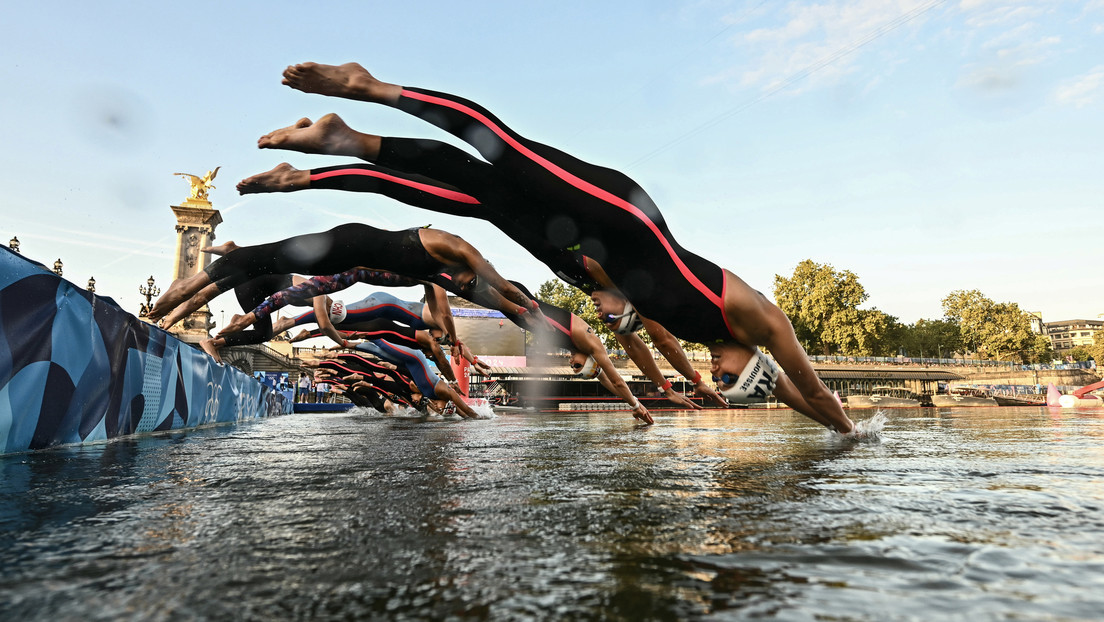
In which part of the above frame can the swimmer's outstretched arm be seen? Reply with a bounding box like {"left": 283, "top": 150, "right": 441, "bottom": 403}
{"left": 721, "top": 274, "right": 854, "bottom": 434}
{"left": 614, "top": 331, "right": 700, "bottom": 411}
{"left": 640, "top": 319, "right": 727, "bottom": 408}
{"left": 573, "top": 321, "right": 653, "bottom": 425}
{"left": 433, "top": 380, "right": 477, "bottom": 419}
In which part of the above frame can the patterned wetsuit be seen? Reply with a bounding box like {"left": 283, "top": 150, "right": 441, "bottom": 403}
{"left": 204, "top": 225, "right": 446, "bottom": 298}
{"left": 220, "top": 273, "right": 294, "bottom": 347}
{"left": 252, "top": 269, "right": 420, "bottom": 321}
{"left": 307, "top": 87, "right": 733, "bottom": 343}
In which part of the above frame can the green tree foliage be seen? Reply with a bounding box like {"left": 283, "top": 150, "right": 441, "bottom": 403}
{"left": 773, "top": 259, "right": 889, "bottom": 355}
{"left": 898, "top": 318, "right": 963, "bottom": 359}
{"left": 940, "top": 290, "right": 1035, "bottom": 361}
{"left": 1068, "top": 346, "right": 1092, "bottom": 363}
{"left": 1089, "top": 333, "right": 1104, "bottom": 365}
{"left": 1029, "top": 334, "right": 1057, "bottom": 364}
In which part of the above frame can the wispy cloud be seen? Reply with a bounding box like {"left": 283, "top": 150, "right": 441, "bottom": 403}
{"left": 1054, "top": 66, "right": 1104, "bottom": 107}
{"left": 716, "top": 0, "right": 947, "bottom": 94}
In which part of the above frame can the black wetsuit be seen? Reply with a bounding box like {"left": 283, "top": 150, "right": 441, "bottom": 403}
{"left": 307, "top": 87, "right": 733, "bottom": 343}
{"left": 204, "top": 225, "right": 446, "bottom": 297}
{"left": 220, "top": 273, "right": 294, "bottom": 347}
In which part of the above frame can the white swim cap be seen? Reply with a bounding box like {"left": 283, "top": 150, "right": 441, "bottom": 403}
{"left": 718, "top": 349, "right": 780, "bottom": 403}
{"left": 604, "top": 301, "right": 644, "bottom": 335}
{"left": 328, "top": 299, "right": 347, "bottom": 324}
{"left": 576, "top": 355, "right": 601, "bottom": 379}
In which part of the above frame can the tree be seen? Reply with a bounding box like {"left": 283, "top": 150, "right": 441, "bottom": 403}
{"left": 1089, "top": 333, "right": 1104, "bottom": 366}
{"left": 773, "top": 259, "right": 889, "bottom": 355}
{"left": 941, "top": 290, "right": 1034, "bottom": 361}
{"left": 1068, "top": 346, "right": 1092, "bottom": 363}
{"left": 899, "top": 318, "right": 962, "bottom": 359}
{"left": 1029, "top": 334, "right": 1056, "bottom": 364}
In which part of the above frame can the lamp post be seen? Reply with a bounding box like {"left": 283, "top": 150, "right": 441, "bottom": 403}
{"left": 138, "top": 275, "right": 160, "bottom": 318}
{"left": 87, "top": 276, "right": 96, "bottom": 293}
{"left": 53, "top": 258, "right": 63, "bottom": 276}
{"left": 8, "top": 236, "right": 19, "bottom": 253}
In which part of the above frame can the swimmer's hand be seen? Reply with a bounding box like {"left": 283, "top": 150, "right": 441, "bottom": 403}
{"left": 632, "top": 403, "right": 654, "bottom": 425}
{"left": 663, "top": 387, "right": 701, "bottom": 410}
{"left": 448, "top": 380, "right": 467, "bottom": 398}
{"left": 218, "top": 312, "right": 257, "bottom": 336}
{"left": 694, "top": 382, "right": 729, "bottom": 408}
{"left": 470, "top": 357, "right": 493, "bottom": 376}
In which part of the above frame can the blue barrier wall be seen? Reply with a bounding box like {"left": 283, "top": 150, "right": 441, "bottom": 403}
{"left": 0, "top": 246, "right": 291, "bottom": 455}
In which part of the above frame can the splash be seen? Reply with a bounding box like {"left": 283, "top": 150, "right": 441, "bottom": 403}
{"left": 846, "top": 410, "right": 888, "bottom": 442}
{"left": 468, "top": 400, "right": 498, "bottom": 420}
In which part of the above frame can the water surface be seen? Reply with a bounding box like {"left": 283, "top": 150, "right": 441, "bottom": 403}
{"left": 2, "top": 407, "right": 1102, "bottom": 620}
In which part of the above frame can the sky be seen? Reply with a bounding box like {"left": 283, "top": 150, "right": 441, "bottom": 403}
{"left": 1, "top": 0, "right": 1101, "bottom": 337}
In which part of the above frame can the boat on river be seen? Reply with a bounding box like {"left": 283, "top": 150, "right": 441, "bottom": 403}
{"left": 931, "top": 387, "right": 998, "bottom": 407}
{"left": 846, "top": 386, "right": 921, "bottom": 408}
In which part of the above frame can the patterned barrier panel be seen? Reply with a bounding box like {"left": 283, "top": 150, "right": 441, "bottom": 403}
{"left": 0, "top": 246, "right": 291, "bottom": 455}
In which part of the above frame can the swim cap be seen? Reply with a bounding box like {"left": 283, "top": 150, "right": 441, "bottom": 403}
{"left": 576, "top": 355, "right": 601, "bottom": 379}
{"left": 328, "top": 300, "right": 347, "bottom": 324}
{"left": 717, "top": 349, "right": 779, "bottom": 403}
{"left": 604, "top": 301, "right": 644, "bottom": 335}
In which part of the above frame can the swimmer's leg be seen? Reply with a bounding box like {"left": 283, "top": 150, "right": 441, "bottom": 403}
{"left": 158, "top": 282, "right": 222, "bottom": 329}
{"left": 282, "top": 62, "right": 401, "bottom": 104}
{"left": 256, "top": 114, "right": 380, "bottom": 159}
{"left": 200, "top": 337, "right": 225, "bottom": 363}
{"left": 202, "top": 241, "right": 241, "bottom": 256}
{"left": 148, "top": 271, "right": 212, "bottom": 321}
{"left": 238, "top": 163, "right": 311, "bottom": 194}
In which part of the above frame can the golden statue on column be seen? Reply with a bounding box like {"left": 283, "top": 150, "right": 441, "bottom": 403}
{"left": 165, "top": 167, "right": 223, "bottom": 343}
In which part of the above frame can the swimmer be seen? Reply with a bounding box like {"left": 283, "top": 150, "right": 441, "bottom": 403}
{"left": 148, "top": 223, "right": 546, "bottom": 336}
{"left": 239, "top": 150, "right": 720, "bottom": 407}
{"left": 239, "top": 270, "right": 654, "bottom": 423}
{"left": 347, "top": 337, "right": 478, "bottom": 419}
{"left": 244, "top": 61, "right": 852, "bottom": 433}
{"left": 196, "top": 243, "right": 310, "bottom": 361}
{"left": 262, "top": 277, "right": 488, "bottom": 375}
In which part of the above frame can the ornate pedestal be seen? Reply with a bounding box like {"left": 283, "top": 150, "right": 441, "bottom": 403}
{"left": 168, "top": 196, "right": 223, "bottom": 344}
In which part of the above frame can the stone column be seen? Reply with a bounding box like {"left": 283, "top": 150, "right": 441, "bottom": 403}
{"left": 167, "top": 196, "right": 223, "bottom": 344}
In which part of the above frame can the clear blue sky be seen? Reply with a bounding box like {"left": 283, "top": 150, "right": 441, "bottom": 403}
{"left": 2, "top": 1, "right": 1101, "bottom": 332}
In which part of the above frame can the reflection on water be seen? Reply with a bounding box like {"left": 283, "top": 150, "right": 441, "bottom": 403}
{"left": 2, "top": 407, "right": 1103, "bottom": 620}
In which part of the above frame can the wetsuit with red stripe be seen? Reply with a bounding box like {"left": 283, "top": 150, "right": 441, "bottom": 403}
{"left": 309, "top": 143, "right": 594, "bottom": 292}
{"left": 288, "top": 291, "right": 430, "bottom": 332}
{"left": 204, "top": 225, "right": 447, "bottom": 297}
{"left": 308, "top": 88, "right": 731, "bottom": 342}
{"left": 398, "top": 87, "right": 733, "bottom": 344}
{"left": 353, "top": 339, "right": 442, "bottom": 398}
{"left": 320, "top": 356, "right": 416, "bottom": 407}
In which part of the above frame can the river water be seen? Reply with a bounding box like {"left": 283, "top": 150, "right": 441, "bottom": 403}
{"left": 1, "top": 406, "right": 1102, "bottom": 621}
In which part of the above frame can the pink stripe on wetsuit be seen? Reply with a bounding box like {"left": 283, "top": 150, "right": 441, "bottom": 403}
{"left": 393, "top": 87, "right": 735, "bottom": 344}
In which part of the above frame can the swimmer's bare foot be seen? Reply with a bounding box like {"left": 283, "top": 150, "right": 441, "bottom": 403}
{"left": 200, "top": 338, "right": 224, "bottom": 363}
{"left": 201, "top": 241, "right": 241, "bottom": 256}
{"left": 255, "top": 114, "right": 375, "bottom": 158}
{"left": 237, "top": 163, "right": 311, "bottom": 194}
{"left": 289, "top": 328, "right": 312, "bottom": 343}
{"left": 281, "top": 62, "right": 401, "bottom": 103}
{"left": 271, "top": 316, "right": 295, "bottom": 334}
{"left": 218, "top": 312, "right": 258, "bottom": 336}
{"left": 147, "top": 273, "right": 207, "bottom": 321}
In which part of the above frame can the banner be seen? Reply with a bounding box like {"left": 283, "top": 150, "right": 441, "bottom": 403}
{"left": 0, "top": 246, "right": 291, "bottom": 455}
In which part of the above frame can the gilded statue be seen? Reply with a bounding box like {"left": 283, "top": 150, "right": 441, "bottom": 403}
{"left": 174, "top": 166, "right": 221, "bottom": 201}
